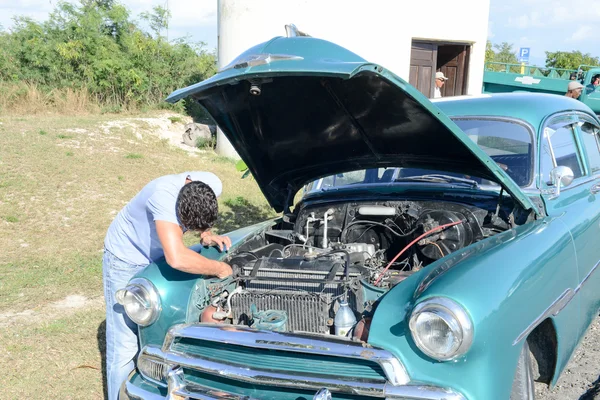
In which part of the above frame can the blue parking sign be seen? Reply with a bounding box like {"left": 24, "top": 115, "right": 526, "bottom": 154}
{"left": 518, "top": 48, "right": 530, "bottom": 63}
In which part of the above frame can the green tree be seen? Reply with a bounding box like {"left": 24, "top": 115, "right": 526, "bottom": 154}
{"left": 484, "top": 42, "right": 518, "bottom": 72}
{"left": 545, "top": 50, "right": 600, "bottom": 71}
{"left": 485, "top": 40, "right": 495, "bottom": 64}
{"left": 140, "top": 5, "right": 171, "bottom": 40}
{"left": 493, "top": 42, "right": 518, "bottom": 64}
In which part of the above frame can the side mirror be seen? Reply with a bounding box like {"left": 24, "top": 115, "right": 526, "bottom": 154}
{"left": 550, "top": 166, "right": 574, "bottom": 198}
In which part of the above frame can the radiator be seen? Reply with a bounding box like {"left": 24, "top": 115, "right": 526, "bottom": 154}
{"left": 230, "top": 290, "right": 332, "bottom": 334}
{"left": 231, "top": 265, "right": 360, "bottom": 334}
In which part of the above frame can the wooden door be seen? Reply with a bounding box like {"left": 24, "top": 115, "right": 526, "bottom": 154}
{"left": 437, "top": 45, "right": 469, "bottom": 97}
{"left": 409, "top": 42, "right": 437, "bottom": 98}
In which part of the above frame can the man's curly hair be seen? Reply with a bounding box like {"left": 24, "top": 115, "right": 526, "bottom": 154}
{"left": 176, "top": 181, "right": 218, "bottom": 231}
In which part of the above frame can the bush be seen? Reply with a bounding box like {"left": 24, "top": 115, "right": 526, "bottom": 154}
{"left": 0, "top": 1, "right": 216, "bottom": 113}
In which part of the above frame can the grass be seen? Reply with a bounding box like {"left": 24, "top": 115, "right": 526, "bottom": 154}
{"left": 196, "top": 136, "right": 216, "bottom": 149}
{"left": 0, "top": 307, "right": 106, "bottom": 399}
{"left": 168, "top": 116, "right": 184, "bottom": 124}
{"left": 0, "top": 112, "right": 277, "bottom": 398}
{"left": 125, "top": 153, "right": 143, "bottom": 159}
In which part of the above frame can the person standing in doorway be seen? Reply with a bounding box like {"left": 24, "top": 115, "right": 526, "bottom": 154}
{"left": 434, "top": 71, "right": 448, "bottom": 98}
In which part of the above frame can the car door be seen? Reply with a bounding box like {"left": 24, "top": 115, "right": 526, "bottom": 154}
{"left": 571, "top": 115, "right": 600, "bottom": 328}
{"left": 539, "top": 113, "right": 600, "bottom": 337}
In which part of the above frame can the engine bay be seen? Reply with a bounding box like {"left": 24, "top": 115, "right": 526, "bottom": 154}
{"left": 194, "top": 198, "right": 514, "bottom": 339}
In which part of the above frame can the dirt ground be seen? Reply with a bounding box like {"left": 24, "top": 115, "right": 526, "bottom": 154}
{"left": 537, "top": 316, "right": 600, "bottom": 400}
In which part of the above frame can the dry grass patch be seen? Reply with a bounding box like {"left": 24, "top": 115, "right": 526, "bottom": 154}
{"left": 0, "top": 82, "right": 101, "bottom": 115}
{"left": 0, "top": 307, "right": 106, "bottom": 399}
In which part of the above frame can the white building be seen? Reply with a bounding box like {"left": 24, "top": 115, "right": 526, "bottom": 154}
{"left": 216, "top": 0, "right": 491, "bottom": 158}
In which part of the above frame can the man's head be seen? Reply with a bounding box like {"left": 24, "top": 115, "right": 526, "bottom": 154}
{"left": 593, "top": 74, "right": 600, "bottom": 86}
{"left": 176, "top": 181, "right": 218, "bottom": 232}
{"left": 567, "top": 81, "right": 584, "bottom": 99}
{"left": 435, "top": 71, "right": 448, "bottom": 88}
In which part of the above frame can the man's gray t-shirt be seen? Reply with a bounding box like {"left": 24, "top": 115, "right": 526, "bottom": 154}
{"left": 104, "top": 171, "right": 222, "bottom": 265}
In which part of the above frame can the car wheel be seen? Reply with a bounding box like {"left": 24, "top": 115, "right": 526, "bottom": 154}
{"left": 510, "top": 341, "right": 536, "bottom": 400}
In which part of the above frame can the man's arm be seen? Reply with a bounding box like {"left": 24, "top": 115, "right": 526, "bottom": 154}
{"left": 155, "top": 220, "right": 232, "bottom": 278}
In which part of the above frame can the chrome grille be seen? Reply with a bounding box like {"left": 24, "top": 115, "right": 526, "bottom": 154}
{"left": 155, "top": 324, "right": 410, "bottom": 398}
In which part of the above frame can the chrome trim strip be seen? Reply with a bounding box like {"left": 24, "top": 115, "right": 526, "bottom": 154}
{"left": 385, "top": 384, "right": 466, "bottom": 400}
{"left": 513, "top": 259, "right": 600, "bottom": 345}
{"left": 513, "top": 289, "right": 574, "bottom": 346}
{"left": 554, "top": 176, "right": 598, "bottom": 193}
{"left": 121, "top": 378, "right": 165, "bottom": 400}
{"left": 175, "top": 384, "right": 255, "bottom": 399}
{"left": 166, "top": 366, "right": 185, "bottom": 400}
{"left": 163, "top": 324, "right": 410, "bottom": 385}
{"left": 575, "top": 259, "right": 600, "bottom": 292}
{"left": 123, "top": 367, "right": 465, "bottom": 400}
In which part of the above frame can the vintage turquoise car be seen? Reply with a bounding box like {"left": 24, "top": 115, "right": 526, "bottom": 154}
{"left": 118, "top": 27, "right": 600, "bottom": 400}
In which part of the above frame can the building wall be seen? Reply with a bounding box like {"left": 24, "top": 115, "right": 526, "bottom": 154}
{"left": 216, "top": 0, "right": 490, "bottom": 157}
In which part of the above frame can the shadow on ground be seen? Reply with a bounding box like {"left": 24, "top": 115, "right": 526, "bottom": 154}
{"left": 217, "top": 196, "right": 275, "bottom": 233}
{"left": 97, "top": 320, "right": 108, "bottom": 400}
{"left": 580, "top": 376, "right": 600, "bottom": 400}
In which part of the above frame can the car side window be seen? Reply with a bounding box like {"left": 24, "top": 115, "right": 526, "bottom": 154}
{"left": 577, "top": 122, "right": 600, "bottom": 175}
{"left": 541, "top": 122, "right": 584, "bottom": 185}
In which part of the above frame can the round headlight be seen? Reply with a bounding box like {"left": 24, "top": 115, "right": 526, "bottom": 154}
{"left": 408, "top": 297, "right": 473, "bottom": 361}
{"left": 116, "top": 278, "right": 161, "bottom": 326}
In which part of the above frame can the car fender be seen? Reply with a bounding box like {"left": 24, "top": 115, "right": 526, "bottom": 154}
{"left": 368, "top": 216, "right": 578, "bottom": 400}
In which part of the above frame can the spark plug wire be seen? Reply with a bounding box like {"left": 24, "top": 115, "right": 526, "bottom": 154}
{"left": 373, "top": 220, "right": 465, "bottom": 286}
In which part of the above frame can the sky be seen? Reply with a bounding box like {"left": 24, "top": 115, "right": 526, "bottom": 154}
{"left": 1, "top": 0, "right": 600, "bottom": 67}
{"left": 488, "top": 0, "right": 600, "bottom": 65}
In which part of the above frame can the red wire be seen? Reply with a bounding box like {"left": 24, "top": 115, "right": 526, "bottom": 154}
{"left": 373, "top": 220, "right": 464, "bottom": 286}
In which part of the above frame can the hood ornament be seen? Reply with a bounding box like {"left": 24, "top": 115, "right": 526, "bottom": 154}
{"left": 313, "top": 388, "right": 332, "bottom": 400}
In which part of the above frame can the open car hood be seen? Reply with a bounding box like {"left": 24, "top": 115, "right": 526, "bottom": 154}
{"left": 166, "top": 35, "right": 539, "bottom": 215}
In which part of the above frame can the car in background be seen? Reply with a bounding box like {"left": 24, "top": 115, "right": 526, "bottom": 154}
{"left": 117, "top": 26, "right": 600, "bottom": 400}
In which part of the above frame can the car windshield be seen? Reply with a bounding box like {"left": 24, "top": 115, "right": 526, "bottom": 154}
{"left": 303, "top": 118, "right": 533, "bottom": 194}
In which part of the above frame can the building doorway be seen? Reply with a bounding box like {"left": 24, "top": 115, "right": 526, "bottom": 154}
{"left": 409, "top": 40, "right": 470, "bottom": 99}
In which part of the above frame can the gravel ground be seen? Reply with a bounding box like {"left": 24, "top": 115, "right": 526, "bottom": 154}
{"left": 537, "top": 316, "right": 600, "bottom": 400}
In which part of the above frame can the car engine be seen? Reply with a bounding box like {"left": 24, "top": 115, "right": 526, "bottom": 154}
{"left": 194, "top": 199, "right": 512, "bottom": 339}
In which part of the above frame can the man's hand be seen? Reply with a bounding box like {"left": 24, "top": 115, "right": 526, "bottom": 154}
{"left": 200, "top": 232, "right": 232, "bottom": 252}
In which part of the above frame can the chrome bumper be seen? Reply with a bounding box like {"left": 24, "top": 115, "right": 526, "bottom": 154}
{"left": 121, "top": 368, "right": 466, "bottom": 400}
{"left": 121, "top": 324, "right": 466, "bottom": 400}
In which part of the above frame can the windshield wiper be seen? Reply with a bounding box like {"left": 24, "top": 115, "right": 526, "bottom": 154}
{"left": 394, "top": 174, "right": 479, "bottom": 188}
